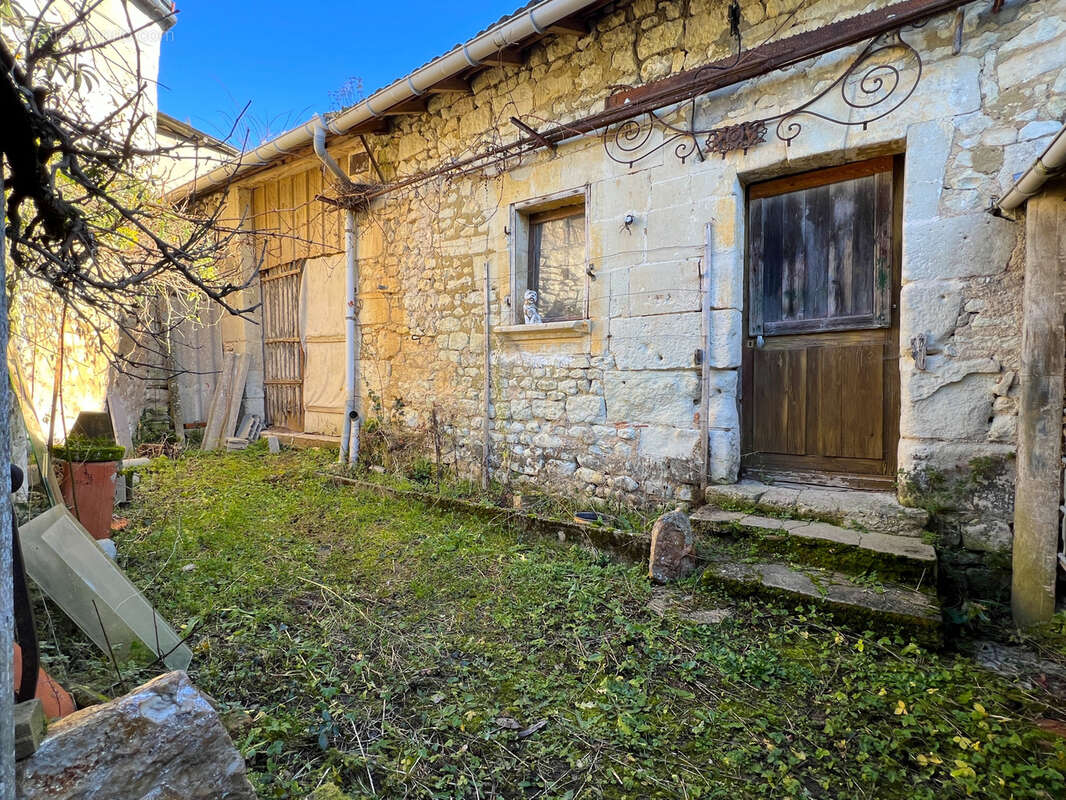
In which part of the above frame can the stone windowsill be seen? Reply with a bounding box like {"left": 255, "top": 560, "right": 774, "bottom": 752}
{"left": 495, "top": 320, "right": 590, "bottom": 338}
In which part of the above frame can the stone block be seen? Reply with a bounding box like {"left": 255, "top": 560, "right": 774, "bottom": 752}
{"left": 648, "top": 510, "right": 696, "bottom": 583}
{"left": 17, "top": 671, "right": 255, "bottom": 799}
{"left": 903, "top": 213, "right": 1015, "bottom": 281}
{"left": 531, "top": 399, "right": 565, "bottom": 421}
{"left": 899, "top": 281, "right": 963, "bottom": 352}
{"left": 638, "top": 426, "right": 700, "bottom": 460}
{"left": 900, "top": 371, "right": 997, "bottom": 441}
{"left": 903, "top": 119, "right": 953, "bottom": 221}
{"left": 566, "top": 394, "right": 606, "bottom": 424}
{"left": 628, "top": 260, "right": 700, "bottom": 316}
{"left": 604, "top": 370, "right": 700, "bottom": 427}
{"left": 575, "top": 466, "right": 606, "bottom": 485}
{"left": 706, "top": 246, "right": 743, "bottom": 311}
{"left": 708, "top": 428, "right": 740, "bottom": 483}
{"left": 998, "top": 37, "right": 1066, "bottom": 90}
{"left": 962, "top": 519, "right": 1012, "bottom": 553}
{"left": 909, "top": 56, "right": 981, "bottom": 119}
{"left": 610, "top": 312, "right": 700, "bottom": 369}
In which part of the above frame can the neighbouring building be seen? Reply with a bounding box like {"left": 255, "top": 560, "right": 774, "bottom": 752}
{"left": 178, "top": 0, "right": 1066, "bottom": 618}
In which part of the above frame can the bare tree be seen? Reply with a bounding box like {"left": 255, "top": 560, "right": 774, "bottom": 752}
{"left": 0, "top": 1, "right": 256, "bottom": 790}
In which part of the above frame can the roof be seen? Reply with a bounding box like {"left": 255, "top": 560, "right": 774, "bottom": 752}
{"left": 131, "top": 0, "right": 177, "bottom": 31}
{"left": 175, "top": 0, "right": 607, "bottom": 198}
{"left": 157, "top": 112, "right": 239, "bottom": 156}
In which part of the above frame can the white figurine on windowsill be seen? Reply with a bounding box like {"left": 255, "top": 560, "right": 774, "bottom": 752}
{"left": 523, "top": 290, "right": 543, "bottom": 324}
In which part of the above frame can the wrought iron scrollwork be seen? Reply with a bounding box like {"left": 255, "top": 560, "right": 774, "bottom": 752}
{"left": 603, "top": 28, "right": 923, "bottom": 166}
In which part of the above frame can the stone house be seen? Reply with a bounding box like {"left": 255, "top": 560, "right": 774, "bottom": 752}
{"left": 179, "top": 0, "right": 1066, "bottom": 616}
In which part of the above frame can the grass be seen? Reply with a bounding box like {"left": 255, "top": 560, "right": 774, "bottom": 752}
{"left": 48, "top": 447, "right": 1066, "bottom": 799}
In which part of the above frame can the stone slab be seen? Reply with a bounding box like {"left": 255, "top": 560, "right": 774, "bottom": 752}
{"left": 702, "top": 559, "right": 941, "bottom": 640}
{"left": 705, "top": 480, "right": 930, "bottom": 537}
{"left": 692, "top": 506, "right": 936, "bottom": 566}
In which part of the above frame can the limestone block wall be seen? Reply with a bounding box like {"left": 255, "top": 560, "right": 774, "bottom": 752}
{"left": 226, "top": 0, "right": 1066, "bottom": 528}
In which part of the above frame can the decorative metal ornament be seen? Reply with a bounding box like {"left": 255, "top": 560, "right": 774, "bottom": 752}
{"left": 705, "top": 121, "right": 767, "bottom": 157}
{"left": 603, "top": 28, "right": 923, "bottom": 167}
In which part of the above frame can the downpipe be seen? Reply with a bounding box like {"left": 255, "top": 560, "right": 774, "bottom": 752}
{"left": 313, "top": 119, "right": 360, "bottom": 466}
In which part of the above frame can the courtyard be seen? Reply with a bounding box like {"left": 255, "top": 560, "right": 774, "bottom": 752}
{"left": 53, "top": 447, "right": 1066, "bottom": 799}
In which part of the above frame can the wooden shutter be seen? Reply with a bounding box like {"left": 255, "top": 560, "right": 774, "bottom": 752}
{"left": 749, "top": 157, "right": 893, "bottom": 337}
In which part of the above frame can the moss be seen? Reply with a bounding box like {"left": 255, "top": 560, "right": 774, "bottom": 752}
{"left": 695, "top": 519, "right": 932, "bottom": 586}
{"left": 706, "top": 492, "right": 845, "bottom": 526}
{"left": 51, "top": 436, "right": 125, "bottom": 463}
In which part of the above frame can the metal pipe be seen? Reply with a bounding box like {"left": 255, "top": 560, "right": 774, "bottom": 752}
{"left": 313, "top": 120, "right": 360, "bottom": 465}
{"left": 700, "top": 222, "right": 713, "bottom": 494}
{"left": 177, "top": 0, "right": 598, "bottom": 197}
{"left": 482, "top": 262, "right": 491, "bottom": 490}
{"left": 998, "top": 121, "right": 1066, "bottom": 211}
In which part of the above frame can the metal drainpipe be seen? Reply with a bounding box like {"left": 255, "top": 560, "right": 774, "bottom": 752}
{"left": 997, "top": 122, "right": 1066, "bottom": 212}
{"left": 313, "top": 119, "right": 360, "bottom": 465}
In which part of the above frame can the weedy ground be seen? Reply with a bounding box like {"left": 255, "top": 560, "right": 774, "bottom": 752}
{"left": 50, "top": 447, "right": 1066, "bottom": 799}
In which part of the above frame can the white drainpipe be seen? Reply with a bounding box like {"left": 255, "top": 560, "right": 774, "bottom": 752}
{"left": 313, "top": 119, "right": 360, "bottom": 465}
{"left": 997, "top": 122, "right": 1066, "bottom": 211}
{"left": 177, "top": 0, "right": 597, "bottom": 197}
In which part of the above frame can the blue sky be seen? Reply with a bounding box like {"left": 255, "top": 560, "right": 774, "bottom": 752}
{"left": 158, "top": 1, "right": 522, "bottom": 146}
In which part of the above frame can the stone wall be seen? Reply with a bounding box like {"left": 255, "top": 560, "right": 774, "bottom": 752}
{"left": 222, "top": 0, "right": 1066, "bottom": 534}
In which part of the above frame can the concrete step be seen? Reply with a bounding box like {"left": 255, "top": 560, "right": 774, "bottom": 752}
{"left": 700, "top": 558, "right": 942, "bottom": 645}
{"left": 691, "top": 506, "right": 937, "bottom": 585}
{"left": 705, "top": 480, "right": 930, "bottom": 537}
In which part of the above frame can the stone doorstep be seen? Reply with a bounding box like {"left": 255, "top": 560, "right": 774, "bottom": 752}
{"left": 691, "top": 506, "right": 938, "bottom": 572}
{"left": 705, "top": 480, "right": 930, "bottom": 537}
{"left": 703, "top": 559, "right": 942, "bottom": 644}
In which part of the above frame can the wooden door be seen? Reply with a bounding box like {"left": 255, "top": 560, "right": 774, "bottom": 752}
{"left": 742, "top": 157, "right": 901, "bottom": 488}
{"left": 261, "top": 261, "right": 304, "bottom": 431}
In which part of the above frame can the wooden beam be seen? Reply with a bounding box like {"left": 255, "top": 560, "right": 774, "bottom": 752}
{"left": 425, "top": 77, "right": 471, "bottom": 94}
{"left": 348, "top": 117, "right": 390, "bottom": 136}
{"left": 1012, "top": 184, "right": 1066, "bottom": 627}
{"left": 380, "top": 97, "right": 429, "bottom": 115}
{"left": 483, "top": 47, "right": 524, "bottom": 65}
{"left": 549, "top": 18, "right": 588, "bottom": 35}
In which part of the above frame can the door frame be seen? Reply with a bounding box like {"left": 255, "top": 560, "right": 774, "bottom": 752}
{"left": 740, "top": 154, "right": 904, "bottom": 490}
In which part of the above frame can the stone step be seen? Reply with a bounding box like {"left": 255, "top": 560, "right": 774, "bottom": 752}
{"left": 691, "top": 506, "right": 937, "bottom": 585}
{"left": 700, "top": 558, "right": 942, "bottom": 645}
{"left": 705, "top": 480, "right": 930, "bottom": 537}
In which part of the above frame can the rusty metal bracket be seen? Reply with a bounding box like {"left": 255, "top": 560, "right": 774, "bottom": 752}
{"left": 604, "top": 28, "right": 923, "bottom": 166}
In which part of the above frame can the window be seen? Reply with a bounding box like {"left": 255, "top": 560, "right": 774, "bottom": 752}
{"left": 510, "top": 192, "right": 588, "bottom": 325}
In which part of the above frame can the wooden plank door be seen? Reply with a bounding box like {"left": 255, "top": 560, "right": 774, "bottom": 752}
{"left": 261, "top": 261, "right": 304, "bottom": 431}
{"left": 742, "top": 157, "right": 900, "bottom": 488}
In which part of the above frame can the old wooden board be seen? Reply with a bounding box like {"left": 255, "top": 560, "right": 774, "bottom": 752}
{"left": 742, "top": 156, "right": 900, "bottom": 485}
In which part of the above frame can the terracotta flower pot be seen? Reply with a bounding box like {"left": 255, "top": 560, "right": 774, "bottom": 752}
{"left": 58, "top": 459, "right": 119, "bottom": 540}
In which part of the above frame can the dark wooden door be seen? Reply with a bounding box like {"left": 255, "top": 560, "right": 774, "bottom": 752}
{"left": 742, "top": 157, "right": 900, "bottom": 488}
{"left": 261, "top": 261, "right": 304, "bottom": 431}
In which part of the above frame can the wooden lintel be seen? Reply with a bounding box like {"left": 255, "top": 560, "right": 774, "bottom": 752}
{"left": 483, "top": 47, "right": 524, "bottom": 65}
{"left": 549, "top": 18, "right": 587, "bottom": 35}
{"left": 348, "top": 117, "right": 390, "bottom": 136}
{"left": 425, "top": 77, "right": 472, "bottom": 94}
{"left": 381, "top": 97, "right": 429, "bottom": 115}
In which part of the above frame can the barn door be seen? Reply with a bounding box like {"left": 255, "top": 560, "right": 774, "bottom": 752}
{"left": 742, "top": 157, "right": 900, "bottom": 488}
{"left": 261, "top": 261, "right": 304, "bottom": 431}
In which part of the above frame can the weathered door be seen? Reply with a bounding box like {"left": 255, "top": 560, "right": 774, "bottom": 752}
{"left": 261, "top": 261, "right": 304, "bottom": 431}
{"left": 742, "top": 157, "right": 900, "bottom": 488}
